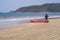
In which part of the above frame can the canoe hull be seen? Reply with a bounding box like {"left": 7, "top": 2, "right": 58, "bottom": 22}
{"left": 30, "top": 20, "right": 49, "bottom": 23}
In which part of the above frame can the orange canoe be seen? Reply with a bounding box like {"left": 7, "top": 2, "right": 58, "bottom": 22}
{"left": 30, "top": 20, "right": 49, "bottom": 23}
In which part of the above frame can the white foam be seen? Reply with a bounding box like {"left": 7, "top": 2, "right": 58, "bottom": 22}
{"left": 49, "top": 16, "right": 60, "bottom": 18}
{"left": 0, "top": 16, "right": 60, "bottom": 21}
{"left": 0, "top": 17, "right": 44, "bottom": 21}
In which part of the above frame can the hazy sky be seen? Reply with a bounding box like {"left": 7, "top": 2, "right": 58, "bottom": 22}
{"left": 0, "top": 0, "right": 60, "bottom": 12}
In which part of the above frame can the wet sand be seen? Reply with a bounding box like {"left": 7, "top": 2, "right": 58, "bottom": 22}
{"left": 0, "top": 19, "right": 60, "bottom": 40}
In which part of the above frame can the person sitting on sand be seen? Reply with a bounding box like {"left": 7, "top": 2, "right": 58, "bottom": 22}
{"left": 45, "top": 13, "right": 48, "bottom": 20}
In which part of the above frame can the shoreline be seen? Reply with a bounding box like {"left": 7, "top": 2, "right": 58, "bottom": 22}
{"left": 0, "top": 16, "right": 60, "bottom": 21}
{"left": 0, "top": 18, "right": 60, "bottom": 40}
{"left": 0, "top": 17, "right": 60, "bottom": 29}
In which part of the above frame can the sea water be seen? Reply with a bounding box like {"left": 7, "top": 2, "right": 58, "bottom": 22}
{"left": 0, "top": 12, "right": 60, "bottom": 28}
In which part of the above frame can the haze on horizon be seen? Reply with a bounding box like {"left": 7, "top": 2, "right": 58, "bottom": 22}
{"left": 0, "top": 0, "right": 60, "bottom": 12}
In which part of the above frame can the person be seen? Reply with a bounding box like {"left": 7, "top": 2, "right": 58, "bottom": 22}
{"left": 45, "top": 13, "right": 48, "bottom": 20}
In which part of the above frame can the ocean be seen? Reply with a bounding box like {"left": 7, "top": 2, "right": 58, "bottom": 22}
{"left": 0, "top": 12, "right": 60, "bottom": 28}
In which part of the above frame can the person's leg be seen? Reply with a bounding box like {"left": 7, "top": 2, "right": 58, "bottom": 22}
{"left": 46, "top": 17, "right": 48, "bottom": 20}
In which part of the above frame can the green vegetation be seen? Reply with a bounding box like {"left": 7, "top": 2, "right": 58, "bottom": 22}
{"left": 15, "top": 3, "right": 60, "bottom": 12}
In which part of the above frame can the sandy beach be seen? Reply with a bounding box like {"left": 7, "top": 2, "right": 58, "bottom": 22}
{"left": 0, "top": 19, "right": 60, "bottom": 40}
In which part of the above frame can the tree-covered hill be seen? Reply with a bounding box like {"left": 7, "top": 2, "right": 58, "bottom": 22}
{"left": 15, "top": 3, "right": 60, "bottom": 12}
